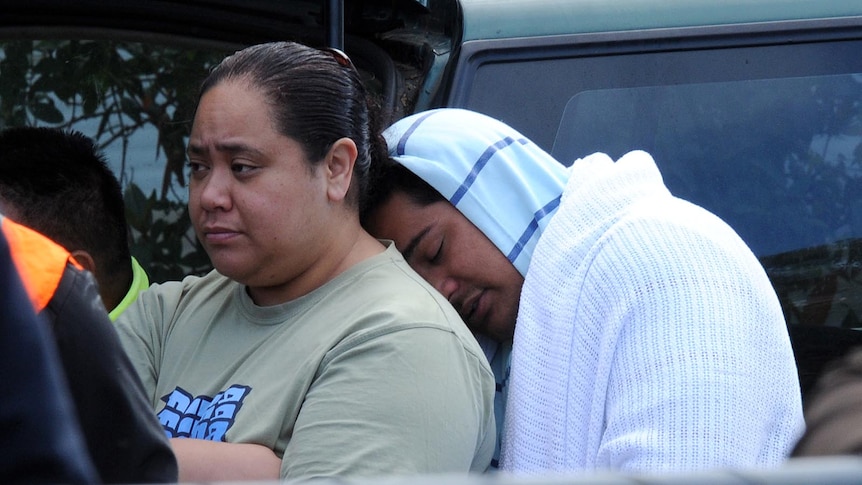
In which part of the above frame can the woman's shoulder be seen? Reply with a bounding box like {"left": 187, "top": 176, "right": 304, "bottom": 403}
{"left": 347, "top": 249, "right": 478, "bottom": 341}
{"left": 136, "top": 269, "right": 236, "bottom": 311}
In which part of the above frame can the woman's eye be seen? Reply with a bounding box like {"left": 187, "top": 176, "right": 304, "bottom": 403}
{"left": 231, "top": 162, "right": 255, "bottom": 174}
{"left": 187, "top": 160, "right": 206, "bottom": 173}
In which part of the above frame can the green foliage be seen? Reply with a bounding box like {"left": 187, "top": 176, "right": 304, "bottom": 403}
{"left": 0, "top": 38, "right": 230, "bottom": 282}
{"left": 124, "top": 183, "right": 212, "bottom": 282}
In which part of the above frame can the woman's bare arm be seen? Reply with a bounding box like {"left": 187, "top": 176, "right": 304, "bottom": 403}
{"left": 170, "top": 438, "right": 281, "bottom": 482}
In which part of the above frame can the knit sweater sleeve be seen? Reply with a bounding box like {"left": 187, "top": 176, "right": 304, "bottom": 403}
{"left": 502, "top": 192, "right": 804, "bottom": 473}
{"left": 590, "top": 205, "right": 803, "bottom": 472}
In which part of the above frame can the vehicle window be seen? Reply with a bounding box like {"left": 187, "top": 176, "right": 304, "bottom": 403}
{"left": 0, "top": 38, "right": 232, "bottom": 282}
{"left": 458, "top": 35, "right": 862, "bottom": 325}
{"left": 456, "top": 30, "right": 862, "bottom": 396}
{"left": 554, "top": 73, "right": 862, "bottom": 330}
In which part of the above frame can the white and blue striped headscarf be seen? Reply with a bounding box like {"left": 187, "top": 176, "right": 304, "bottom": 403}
{"left": 384, "top": 108, "right": 569, "bottom": 276}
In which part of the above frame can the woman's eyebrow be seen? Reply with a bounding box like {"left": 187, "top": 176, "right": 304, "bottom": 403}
{"left": 187, "top": 141, "right": 263, "bottom": 157}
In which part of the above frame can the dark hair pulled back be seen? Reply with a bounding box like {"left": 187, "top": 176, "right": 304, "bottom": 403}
{"left": 199, "top": 41, "right": 387, "bottom": 209}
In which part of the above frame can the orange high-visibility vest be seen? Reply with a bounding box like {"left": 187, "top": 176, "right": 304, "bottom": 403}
{"left": 1, "top": 215, "right": 82, "bottom": 313}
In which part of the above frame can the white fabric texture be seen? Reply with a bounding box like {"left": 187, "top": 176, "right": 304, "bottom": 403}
{"left": 502, "top": 150, "right": 804, "bottom": 474}
{"left": 384, "top": 108, "right": 568, "bottom": 276}
{"left": 385, "top": 108, "right": 566, "bottom": 467}
{"left": 385, "top": 108, "right": 804, "bottom": 475}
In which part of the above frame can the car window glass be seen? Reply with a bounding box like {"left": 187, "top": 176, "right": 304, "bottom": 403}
{"left": 554, "top": 73, "right": 862, "bottom": 329}
{"left": 460, "top": 35, "right": 862, "bottom": 334}
{"left": 0, "top": 38, "right": 231, "bottom": 282}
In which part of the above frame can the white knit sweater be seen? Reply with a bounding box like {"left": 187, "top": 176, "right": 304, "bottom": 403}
{"left": 501, "top": 151, "right": 805, "bottom": 474}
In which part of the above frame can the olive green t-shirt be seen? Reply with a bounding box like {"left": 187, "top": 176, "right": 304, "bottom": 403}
{"left": 116, "top": 243, "right": 495, "bottom": 479}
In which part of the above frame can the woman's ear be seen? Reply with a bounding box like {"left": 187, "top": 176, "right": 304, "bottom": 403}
{"left": 325, "top": 137, "right": 358, "bottom": 202}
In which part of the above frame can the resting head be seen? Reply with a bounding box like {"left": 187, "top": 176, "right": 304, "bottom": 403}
{"left": 362, "top": 108, "right": 568, "bottom": 341}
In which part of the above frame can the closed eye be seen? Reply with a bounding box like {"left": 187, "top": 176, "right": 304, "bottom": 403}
{"left": 430, "top": 237, "right": 443, "bottom": 263}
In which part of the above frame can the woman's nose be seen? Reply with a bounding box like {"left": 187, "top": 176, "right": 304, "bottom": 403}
{"left": 196, "top": 168, "right": 232, "bottom": 212}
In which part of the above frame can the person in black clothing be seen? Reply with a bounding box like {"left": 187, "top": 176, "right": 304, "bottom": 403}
{"left": 1, "top": 214, "right": 178, "bottom": 483}
{"left": 0, "top": 221, "right": 97, "bottom": 484}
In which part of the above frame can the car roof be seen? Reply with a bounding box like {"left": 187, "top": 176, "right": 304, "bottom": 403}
{"left": 0, "top": 0, "right": 435, "bottom": 47}
{"left": 457, "top": 0, "right": 862, "bottom": 41}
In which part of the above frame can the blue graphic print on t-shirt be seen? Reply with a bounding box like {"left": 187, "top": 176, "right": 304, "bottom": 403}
{"left": 158, "top": 384, "right": 251, "bottom": 441}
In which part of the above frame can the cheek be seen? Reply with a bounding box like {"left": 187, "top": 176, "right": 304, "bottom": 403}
{"left": 187, "top": 179, "right": 211, "bottom": 209}
{"left": 188, "top": 187, "right": 202, "bottom": 216}
{"left": 479, "top": 245, "right": 520, "bottom": 289}
{"left": 248, "top": 191, "right": 307, "bottom": 232}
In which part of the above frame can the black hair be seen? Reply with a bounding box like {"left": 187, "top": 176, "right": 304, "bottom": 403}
{"left": 0, "top": 126, "right": 132, "bottom": 300}
{"left": 360, "top": 155, "right": 446, "bottom": 227}
{"left": 199, "top": 41, "right": 388, "bottom": 210}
